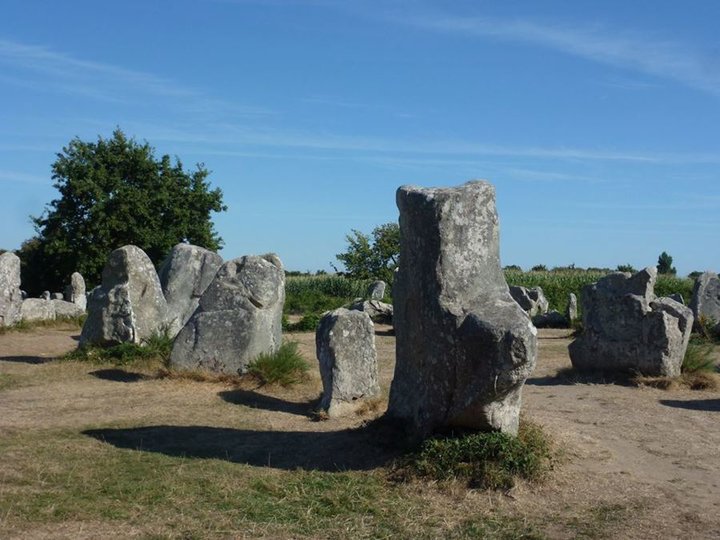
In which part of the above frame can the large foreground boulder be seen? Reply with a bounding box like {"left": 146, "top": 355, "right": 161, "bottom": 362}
{"left": 387, "top": 181, "right": 537, "bottom": 437}
{"left": 0, "top": 252, "right": 22, "bottom": 327}
{"left": 80, "top": 246, "right": 168, "bottom": 346}
{"left": 64, "top": 272, "right": 87, "bottom": 310}
{"left": 316, "top": 308, "right": 380, "bottom": 417}
{"left": 690, "top": 272, "right": 720, "bottom": 333}
{"left": 169, "top": 254, "right": 285, "bottom": 375}
{"left": 159, "top": 243, "right": 223, "bottom": 337}
{"left": 569, "top": 267, "right": 693, "bottom": 377}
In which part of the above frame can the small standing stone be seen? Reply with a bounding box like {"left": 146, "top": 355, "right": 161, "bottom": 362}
{"left": 64, "top": 272, "right": 87, "bottom": 310}
{"left": 689, "top": 272, "right": 720, "bottom": 333}
{"left": 367, "top": 280, "right": 387, "bottom": 301}
{"left": 51, "top": 292, "right": 64, "bottom": 300}
{"left": 41, "top": 291, "right": 51, "bottom": 301}
{"left": 316, "top": 308, "right": 380, "bottom": 417}
{"left": 566, "top": 292, "right": 578, "bottom": 323}
{"left": 509, "top": 286, "right": 549, "bottom": 317}
{"left": 0, "top": 252, "right": 23, "bottom": 327}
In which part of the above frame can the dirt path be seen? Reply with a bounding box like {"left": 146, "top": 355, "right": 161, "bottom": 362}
{"left": 1, "top": 325, "right": 719, "bottom": 538}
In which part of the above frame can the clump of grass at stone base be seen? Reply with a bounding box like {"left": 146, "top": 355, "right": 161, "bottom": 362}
{"left": 0, "top": 314, "right": 86, "bottom": 335}
{"left": 246, "top": 341, "right": 309, "bottom": 386}
{"left": 394, "top": 421, "right": 554, "bottom": 490}
{"left": 62, "top": 332, "right": 173, "bottom": 367}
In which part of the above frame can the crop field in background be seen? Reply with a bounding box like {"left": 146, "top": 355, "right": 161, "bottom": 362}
{"left": 285, "top": 271, "right": 695, "bottom": 318}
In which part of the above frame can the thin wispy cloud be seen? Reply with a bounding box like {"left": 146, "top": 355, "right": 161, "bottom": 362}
{"left": 0, "top": 39, "right": 272, "bottom": 116}
{"left": 391, "top": 12, "right": 720, "bottom": 97}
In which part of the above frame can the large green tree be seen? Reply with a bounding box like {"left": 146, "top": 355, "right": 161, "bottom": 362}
{"left": 335, "top": 222, "right": 399, "bottom": 284}
{"left": 20, "top": 129, "right": 226, "bottom": 294}
{"left": 657, "top": 251, "right": 677, "bottom": 275}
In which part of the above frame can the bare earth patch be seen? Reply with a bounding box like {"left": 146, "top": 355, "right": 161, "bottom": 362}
{"left": 0, "top": 324, "right": 719, "bottom": 539}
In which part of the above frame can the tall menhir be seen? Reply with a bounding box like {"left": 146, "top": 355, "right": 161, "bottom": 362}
{"left": 387, "top": 181, "right": 537, "bottom": 437}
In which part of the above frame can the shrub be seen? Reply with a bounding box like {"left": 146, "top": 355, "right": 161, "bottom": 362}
{"left": 246, "top": 342, "right": 309, "bottom": 386}
{"left": 290, "top": 313, "right": 322, "bottom": 332}
{"left": 398, "top": 421, "right": 553, "bottom": 490}
{"left": 63, "top": 332, "right": 173, "bottom": 366}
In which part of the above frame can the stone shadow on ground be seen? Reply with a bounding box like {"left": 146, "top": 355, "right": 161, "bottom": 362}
{"left": 83, "top": 420, "right": 405, "bottom": 472}
{"left": 90, "top": 369, "right": 148, "bottom": 383}
{"left": 527, "top": 367, "right": 636, "bottom": 387}
{"left": 218, "top": 389, "right": 318, "bottom": 418}
{"left": 659, "top": 399, "right": 720, "bottom": 412}
{"left": 0, "top": 355, "right": 54, "bottom": 365}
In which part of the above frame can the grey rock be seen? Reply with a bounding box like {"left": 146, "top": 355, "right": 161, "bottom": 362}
{"left": 689, "top": 272, "right": 720, "bottom": 332}
{"left": 348, "top": 299, "right": 393, "bottom": 324}
{"left": 510, "top": 286, "right": 549, "bottom": 317}
{"left": 0, "top": 252, "right": 22, "bottom": 327}
{"left": 169, "top": 254, "right": 285, "bottom": 375}
{"left": 569, "top": 267, "right": 693, "bottom": 377}
{"left": 566, "top": 293, "right": 578, "bottom": 323}
{"left": 668, "top": 293, "right": 685, "bottom": 305}
{"left": 64, "top": 272, "right": 87, "bottom": 310}
{"left": 41, "top": 291, "right": 51, "bottom": 301}
{"left": 159, "top": 243, "right": 223, "bottom": 337}
{"left": 387, "top": 181, "right": 537, "bottom": 437}
{"left": 80, "top": 245, "right": 168, "bottom": 346}
{"left": 367, "top": 280, "right": 387, "bottom": 301}
{"left": 52, "top": 299, "right": 85, "bottom": 319}
{"left": 20, "top": 290, "right": 28, "bottom": 300}
{"left": 51, "top": 292, "right": 64, "bottom": 300}
{"left": 316, "top": 308, "right": 380, "bottom": 417}
{"left": 21, "top": 298, "right": 55, "bottom": 322}
{"left": 532, "top": 310, "right": 568, "bottom": 328}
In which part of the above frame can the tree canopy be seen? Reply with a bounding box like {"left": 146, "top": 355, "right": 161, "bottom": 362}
{"left": 335, "top": 222, "right": 399, "bottom": 284}
{"left": 657, "top": 251, "right": 677, "bottom": 275}
{"left": 19, "top": 129, "right": 226, "bottom": 294}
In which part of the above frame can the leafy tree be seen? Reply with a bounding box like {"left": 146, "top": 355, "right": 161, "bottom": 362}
{"left": 657, "top": 251, "right": 677, "bottom": 275}
{"left": 20, "top": 129, "right": 226, "bottom": 294}
{"left": 335, "top": 222, "right": 399, "bottom": 283}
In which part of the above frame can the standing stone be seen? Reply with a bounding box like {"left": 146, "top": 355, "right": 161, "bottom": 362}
{"left": 569, "top": 267, "right": 693, "bottom": 377}
{"left": 387, "top": 181, "right": 537, "bottom": 437}
{"left": 158, "top": 243, "right": 223, "bottom": 338}
{"left": 80, "top": 245, "right": 168, "bottom": 346}
{"left": 367, "top": 280, "right": 387, "bottom": 301}
{"left": 690, "top": 272, "right": 720, "bottom": 333}
{"left": 0, "top": 252, "right": 23, "bottom": 327}
{"left": 509, "top": 286, "right": 549, "bottom": 317}
{"left": 52, "top": 299, "right": 85, "bottom": 318}
{"left": 51, "top": 292, "right": 64, "bottom": 300}
{"left": 566, "top": 292, "right": 578, "bottom": 323}
{"left": 64, "top": 272, "right": 87, "bottom": 310}
{"left": 316, "top": 308, "right": 380, "bottom": 417}
{"left": 169, "top": 254, "right": 285, "bottom": 375}
{"left": 41, "top": 291, "right": 51, "bottom": 301}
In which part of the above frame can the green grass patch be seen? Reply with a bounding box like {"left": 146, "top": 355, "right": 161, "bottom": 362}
{"left": 398, "top": 421, "right": 553, "bottom": 490}
{"left": 682, "top": 337, "right": 717, "bottom": 374}
{"left": 246, "top": 341, "right": 310, "bottom": 386}
{"left": 62, "top": 332, "right": 173, "bottom": 367}
{"left": 0, "top": 373, "right": 18, "bottom": 391}
{"left": 284, "top": 312, "right": 322, "bottom": 333}
{"left": 284, "top": 275, "right": 373, "bottom": 315}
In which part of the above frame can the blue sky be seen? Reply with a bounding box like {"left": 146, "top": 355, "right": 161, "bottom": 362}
{"left": 1, "top": 0, "right": 718, "bottom": 276}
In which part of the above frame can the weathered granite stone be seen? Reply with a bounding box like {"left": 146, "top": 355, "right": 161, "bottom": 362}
{"left": 509, "top": 286, "right": 549, "bottom": 317}
{"left": 159, "top": 243, "right": 223, "bottom": 337}
{"left": 532, "top": 310, "right": 567, "bottom": 328}
{"left": 566, "top": 292, "right": 578, "bottom": 324}
{"left": 169, "top": 254, "right": 285, "bottom": 375}
{"left": 41, "top": 291, "right": 50, "bottom": 301}
{"left": 668, "top": 293, "right": 685, "bottom": 305}
{"left": 21, "top": 298, "right": 55, "bottom": 322}
{"left": 20, "top": 290, "right": 27, "bottom": 300}
{"left": 387, "top": 181, "right": 537, "bottom": 437}
{"left": 569, "top": 267, "right": 693, "bottom": 377}
{"left": 0, "top": 252, "right": 23, "bottom": 327}
{"left": 52, "top": 299, "right": 85, "bottom": 318}
{"left": 367, "top": 280, "right": 387, "bottom": 301}
{"left": 690, "top": 272, "right": 720, "bottom": 332}
{"left": 348, "top": 299, "right": 393, "bottom": 324}
{"left": 64, "top": 272, "right": 87, "bottom": 310}
{"left": 51, "top": 292, "right": 63, "bottom": 300}
{"left": 80, "top": 245, "right": 168, "bottom": 346}
{"left": 316, "top": 308, "right": 380, "bottom": 417}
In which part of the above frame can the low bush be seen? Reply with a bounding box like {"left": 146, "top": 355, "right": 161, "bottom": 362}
{"left": 63, "top": 332, "right": 173, "bottom": 366}
{"left": 682, "top": 337, "right": 717, "bottom": 374}
{"left": 246, "top": 342, "right": 309, "bottom": 386}
{"left": 397, "top": 421, "right": 553, "bottom": 490}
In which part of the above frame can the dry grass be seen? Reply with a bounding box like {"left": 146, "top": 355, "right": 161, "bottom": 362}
{"left": 633, "top": 372, "right": 720, "bottom": 391}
